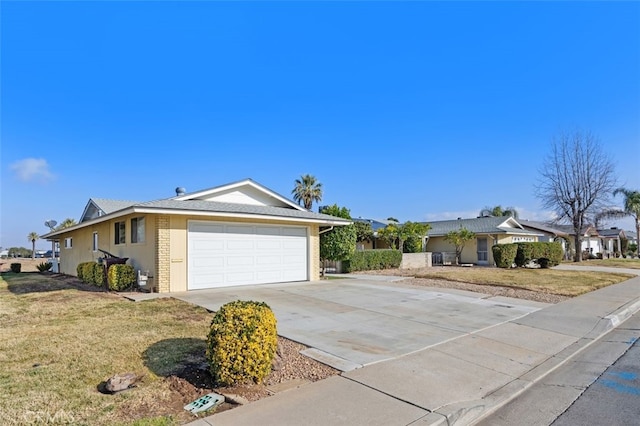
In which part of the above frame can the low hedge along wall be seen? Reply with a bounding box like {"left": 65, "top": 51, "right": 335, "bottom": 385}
{"left": 76, "top": 261, "right": 136, "bottom": 290}
{"left": 343, "top": 249, "right": 402, "bottom": 272}
{"left": 493, "top": 242, "right": 563, "bottom": 268}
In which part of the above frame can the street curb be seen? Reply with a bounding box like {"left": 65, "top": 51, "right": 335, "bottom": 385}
{"left": 429, "top": 295, "right": 640, "bottom": 425}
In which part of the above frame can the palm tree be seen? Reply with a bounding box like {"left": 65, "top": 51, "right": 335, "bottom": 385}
{"left": 56, "top": 218, "right": 77, "bottom": 230}
{"left": 479, "top": 205, "right": 519, "bottom": 218}
{"left": 28, "top": 232, "right": 39, "bottom": 259}
{"left": 292, "top": 174, "right": 323, "bottom": 210}
{"left": 607, "top": 188, "right": 640, "bottom": 257}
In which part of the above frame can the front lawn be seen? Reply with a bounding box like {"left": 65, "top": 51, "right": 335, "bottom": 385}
{"left": 0, "top": 272, "right": 214, "bottom": 425}
{"left": 409, "top": 267, "right": 634, "bottom": 296}
{"left": 572, "top": 258, "right": 640, "bottom": 269}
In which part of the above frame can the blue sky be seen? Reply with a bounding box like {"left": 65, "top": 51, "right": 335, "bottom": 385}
{"left": 1, "top": 1, "right": 639, "bottom": 249}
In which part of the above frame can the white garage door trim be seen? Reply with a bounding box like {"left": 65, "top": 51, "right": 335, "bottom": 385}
{"left": 188, "top": 221, "right": 309, "bottom": 290}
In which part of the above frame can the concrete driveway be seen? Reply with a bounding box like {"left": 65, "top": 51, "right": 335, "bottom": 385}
{"left": 173, "top": 276, "right": 548, "bottom": 371}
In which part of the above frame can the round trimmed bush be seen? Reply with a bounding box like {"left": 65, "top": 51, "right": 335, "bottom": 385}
{"left": 206, "top": 300, "right": 277, "bottom": 386}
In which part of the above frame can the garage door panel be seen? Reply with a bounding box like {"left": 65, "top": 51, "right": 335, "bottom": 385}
{"left": 227, "top": 225, "right": 254, "bottom": 234}
{"left": 226, "top": 256, "right": 255, "bottom": 266}
{"left": 227, "top": 240, "right": 255, "bottom": 250}
{"left": 188, "top": 222, "right": 308, "bottom": 290}
{"left": 191, "top": 223, "right": 225, "bottom": 234}
{"left": 192, "top": 256, "right": 225, "bottom": 268}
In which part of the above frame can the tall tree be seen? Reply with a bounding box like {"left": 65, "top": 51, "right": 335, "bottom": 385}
{"left": 535, "top": 131, "right": 617, "bottom": 262}
{"left": 292, "top": 174, "right": 323, "bottom": 210}
{"left": 27, "top": 232, "right": 39, "bottom": 259}
{"left": 354, "top": 221, "right": 374, "bottom": 244}
{"left": 597, "top": 188, "right": 640, "bottom": 257}
{"left": 319, "top": 204, "right": 356, "bottom": 276}
{"left": 479, "top": 205, "right": 519, "bottom": 218}
{"left": 444, "top": 228, "right": 476, "bottom": 265}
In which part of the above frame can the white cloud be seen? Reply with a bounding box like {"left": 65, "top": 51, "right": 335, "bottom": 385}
{"left": 10, "top": 158, "right": 55, "bottom": 183}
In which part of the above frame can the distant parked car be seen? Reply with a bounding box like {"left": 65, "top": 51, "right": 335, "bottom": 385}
{"left": 44, "top": 250, "right": 60, "bottom": 258}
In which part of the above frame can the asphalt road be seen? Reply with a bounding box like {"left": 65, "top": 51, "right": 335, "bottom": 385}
{"left": 477, "top": 311, "right": 640, "bottom": 426}
{"left": 553, "top": 337, "right": 640, "bottom": 426}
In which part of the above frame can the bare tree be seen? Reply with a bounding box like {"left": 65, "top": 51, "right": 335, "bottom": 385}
{"left": 535, "top": 131, "right": 617, "bottom": 262}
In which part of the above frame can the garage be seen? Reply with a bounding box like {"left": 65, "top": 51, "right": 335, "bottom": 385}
{"left": 188, "top": 221, "right": 308, "bottom": 290}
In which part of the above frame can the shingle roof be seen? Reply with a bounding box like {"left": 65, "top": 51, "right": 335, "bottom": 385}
{"left": 597, "top": 228, "right": 626, "bottom": 238}
{"left": 519, "top": 220, "right": 570, "bottom": 236}
{"left": 423, "top": 216, "right": 540, "bottom": 236}
{"left": 136, "top": 198, "right": 349, "bottom": 223}
{"left": 91, "top": 198, "right": 140, "bottom": 214}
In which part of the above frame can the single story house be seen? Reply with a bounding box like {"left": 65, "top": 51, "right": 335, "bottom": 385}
{"left": 423, "top": 216, "right": 542, "bottom": 265}
{"left": 519, "top": 219, "right": 570, "bottom": 259}
{"left": 596, "top": 227, "right": 627, "bottom": 257}
{"left": 552, "top": 224, "right": 602, "bottom": 257}
{"left": 352, "top": 218, "right": 396, "bottom": 250}
{"left": 41, "top": 179, "right": 350, "bottom": 292}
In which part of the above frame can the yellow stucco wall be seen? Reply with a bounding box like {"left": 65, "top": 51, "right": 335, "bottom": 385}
{"left": 56, "top": 213, "right": 157, "bottom": 278}
{"left": 426, "top": 234, "right": 539, "bottom": 265}
{"left": 56, "top": 213, "right": 322, "bottom": 292}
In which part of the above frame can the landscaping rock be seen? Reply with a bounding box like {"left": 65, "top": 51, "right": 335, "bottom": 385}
{"left": 105, "top": 372, "right": 138, "bottom": 393}
{"left": 271, "top": 341, "right": 284, "bottom": 371}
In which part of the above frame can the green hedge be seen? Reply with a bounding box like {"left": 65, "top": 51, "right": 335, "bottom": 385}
{"left": 492, "top": 244, "right": 518, "bottom": 268}
{"left": 10, "top": 263, "right": 21, "bottom": 273}
{"left": 76, "top": 261, "right": 106, "bottom": 286}
{"left": 515, "top": 242, "right": 563, "bottom": 267}
{"left": 108, "top": 264, "right": 136, "bottom": 291}
{"left": 343, "top": 249, "right": 402, "bottom": 272}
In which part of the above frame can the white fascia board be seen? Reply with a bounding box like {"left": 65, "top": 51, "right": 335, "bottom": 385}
{"left": 132, "top": 207, "right": 351, "bottom": 226}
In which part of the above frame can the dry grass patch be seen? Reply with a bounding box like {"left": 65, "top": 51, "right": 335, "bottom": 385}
{"left": 0, "top": 272, "right": 221, "bottom": 425}
{"left": 572, "top": 258, "right": 640, "bottom": 269}
{"left": 407, "top": 267, "right": 634, "bottom": 296}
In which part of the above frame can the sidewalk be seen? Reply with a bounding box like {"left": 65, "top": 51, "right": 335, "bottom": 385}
{"left": 188, "top": 267, "right": 640, "bottom": 426}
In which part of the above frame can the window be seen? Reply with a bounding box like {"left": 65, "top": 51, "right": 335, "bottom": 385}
{"left": 92, "top": 232, "right": 98, "bottom": 252}
{"left": 64, "top": 237, "right": 73, "bottom": 249}
{"left": 115, "top": 221, "right": 125, "bottom": 245}
{"left": 131, "top": 217, "right": 145, "bottom": 243}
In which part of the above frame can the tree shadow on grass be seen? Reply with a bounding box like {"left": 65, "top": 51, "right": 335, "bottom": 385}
{"left": 2, "top": 272, "right": 108, "bottom": 295}
{"left": 143, "top": 338, "right": 216, "bottom": 389}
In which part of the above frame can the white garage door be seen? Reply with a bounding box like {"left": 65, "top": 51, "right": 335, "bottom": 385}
{"left": 188, "top": 222, "right": 308, "bottom": 290}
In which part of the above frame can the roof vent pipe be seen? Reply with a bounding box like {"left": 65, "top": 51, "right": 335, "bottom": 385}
{"left": 175, "top": 187, "right": 186, "bottom": 196}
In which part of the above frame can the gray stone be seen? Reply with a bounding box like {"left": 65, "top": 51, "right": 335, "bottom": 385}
{"left": 105, "top": 372, "right": 138, "bottom": 392}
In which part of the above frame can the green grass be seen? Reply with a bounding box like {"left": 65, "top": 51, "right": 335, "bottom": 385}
{"left": 0, "top": 273, "right": 213, "bottom": 425}
{"left": 412, "top": 267, "right": 634, "bottom": 296}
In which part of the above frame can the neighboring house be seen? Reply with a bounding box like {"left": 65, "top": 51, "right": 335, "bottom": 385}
{"left": 626, "top": 230, "right": 638, "bottom": 247}
{"left": 424, "top": 216, "right": 542, "bottom": 265}
{"left": 41, "top": 179, "right": 350, "bottom": 293}
{"left": 597, "top": 227, "right": 627, "bottom": 257}
{"left": 519, "top": 220, "right": 570, "bottom": 259}
{"left": 552, "top": 224, "right": 603, "bottom": 257}
{"left": 352, "top": 218, "right": 396, "bottom": 250}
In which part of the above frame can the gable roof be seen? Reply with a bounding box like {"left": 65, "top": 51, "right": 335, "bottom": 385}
{"left": 42, "top": 179, "right": 350, "bottom": 239}
{"left": 552, "top": 224, "right": 599, "bottom": 237}
{"left": 353, "top": 218, "right": 396, "bottom": 232}
{"left": 80, "top": 198, "right": 140, "bottom": 222}
{"left": 424, "top": 216, "right": 541, "bottom": 237}
{"left": 597, "top": 228, "right": 627, "bottom": 238}
{"left": 519, "top": 220, "right": 570, "bottom": 237}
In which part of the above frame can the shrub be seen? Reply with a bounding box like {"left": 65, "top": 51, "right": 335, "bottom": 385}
{"left": 108, "top": 264, "right": 136, "bottom": 291}
{"left": 537, "top": 258, "right": 550, "bottom": 268}
{"left": 403, "top": 236, "right": 423, "bottom": 253}
{"left": 92, "top": 263, "right": 106, "bottom": 287}
{"left": 516, "top": 242, "right": 563, "bottom": 267}
{"left": 343, "top": 249, "right": 403, "bottom": 272}
{"left": 81, "top": 262, "right": 95, "bottom": 283}
{"left": 10, "top": 263, "right": 21, "bottom": 273}
{"left": 36, "top": 262, "right": 53, "bottom": 272}
{"left": 206, "top": 300, "right": 277, "bottom": 386}
{"left": 492, "top": 244, "right": 517, "bottom": 268}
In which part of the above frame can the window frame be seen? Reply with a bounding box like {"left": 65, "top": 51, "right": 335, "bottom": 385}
{"left": 131, "top": 217, "right": 145, "bottom": 244}
{"left": 114, "top": 221, "right": 126, "bottom": 245}
{"left": 92, "top": 232, "right": 98, "bottom": 252}
{"left": 64, "top": 237, "right": 73, "bottom": 249}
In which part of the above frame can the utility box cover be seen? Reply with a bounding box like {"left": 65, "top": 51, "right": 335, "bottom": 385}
{"left": 184, "top": 393, "right": 225, "bottom": 414}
